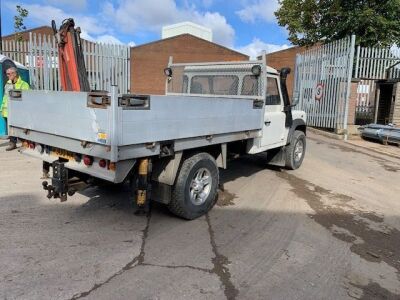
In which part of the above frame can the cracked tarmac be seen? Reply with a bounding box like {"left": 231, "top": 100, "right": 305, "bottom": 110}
{"left": 1, "top": 132, "right": 400, "bottom": 299}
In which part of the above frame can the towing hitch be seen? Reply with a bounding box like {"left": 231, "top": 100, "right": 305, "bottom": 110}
{"left": 42, "top": 160, "right": 69, "bottom": 201}
{"left": 42, "top": 160, "right": 86, "bottom": 202}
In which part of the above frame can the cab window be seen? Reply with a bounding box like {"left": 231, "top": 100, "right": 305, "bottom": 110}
{"left": 266, "top": 77, "right": 281, "bottom": 105}
{"left": 241, "top": 75, "right": 259, "bottom": 96}
{"left": 190, "top": 75, "right": 239, "bottom": 95}
{"left": 190, "top": 76, "right": 209, "bottom": 94}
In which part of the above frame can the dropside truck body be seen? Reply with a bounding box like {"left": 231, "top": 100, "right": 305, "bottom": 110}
{"left": 8, "top": 58, "right": 306, "bottom": 219}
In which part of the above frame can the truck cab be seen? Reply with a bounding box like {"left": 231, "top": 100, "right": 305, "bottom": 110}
{"left": 165, "top": 60, "right": 307, "bottom": 162}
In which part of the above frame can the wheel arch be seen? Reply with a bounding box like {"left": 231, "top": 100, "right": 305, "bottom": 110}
{"left": 151, "top": 144, "right": 225, "bottom": 205}
{"left": 168, "top": 151, "right": 219, "bottom": 219}
{"left": 287, "top": 119, "right": 307, "bottom": 145}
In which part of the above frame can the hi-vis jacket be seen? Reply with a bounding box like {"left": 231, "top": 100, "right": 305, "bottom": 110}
{"left": 1, "top": 77, "right": 30, "bottom": 118}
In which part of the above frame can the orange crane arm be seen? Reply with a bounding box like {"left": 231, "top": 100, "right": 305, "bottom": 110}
{"left": 53, "top": 19, "right": 90, "bottom": 92}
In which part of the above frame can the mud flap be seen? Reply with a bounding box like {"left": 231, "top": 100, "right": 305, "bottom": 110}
{"left": 266, "top": 147, "right": 286, "bottom": 167}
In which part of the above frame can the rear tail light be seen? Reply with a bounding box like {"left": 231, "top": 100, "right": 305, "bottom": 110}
{"left": 98, "top": 159, "right": 107, "bottom": 168}
{"left": 22, "top": 141, "right": 29, "bottom": 148}
{"left": 108, "top": 162, "right": 116, "bottom": 171}
{"left": 83, "top": 155, "right": 93, "bottom": 166}
{"left": 29, "top": 142, "right": 35, "bottom": 149}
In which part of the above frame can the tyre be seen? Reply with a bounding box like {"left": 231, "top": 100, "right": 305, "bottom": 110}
{"left": 285, "top": 130, "right": 306, "bottom": 170}
{"left": 168, "top": 152, "right": 219, "bottom": 220}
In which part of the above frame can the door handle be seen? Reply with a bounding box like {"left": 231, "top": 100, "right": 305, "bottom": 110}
{"left": 264, "top": 121, "right": 271, "bottom": 126}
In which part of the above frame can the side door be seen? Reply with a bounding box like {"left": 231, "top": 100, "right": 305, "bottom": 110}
{"left": 261, "top": 75, "right": 286, "bottom": 148}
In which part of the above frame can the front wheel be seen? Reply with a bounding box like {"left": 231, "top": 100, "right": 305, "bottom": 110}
{"left": 168, "top": 152, "right": 219, "bottom": 220}
{"left": 285, "top": 130, "right": 306, "bottom": 170}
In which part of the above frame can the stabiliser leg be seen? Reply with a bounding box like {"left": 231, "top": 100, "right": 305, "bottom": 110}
{"left": 134, "top": 158, "right": 151, "bottom": 215}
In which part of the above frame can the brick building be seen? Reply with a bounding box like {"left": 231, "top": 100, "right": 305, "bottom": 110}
{"left": 1, "top": 26, "right": 53, "bottom": 42}
{"left": 266, "top": 46, "right": 307, "bottom": 98}
{"left": 2, "top": 28, "right": 249, "bottom": 95}
{"left": 130, "top": 34, "right": 249, "bottom": 95}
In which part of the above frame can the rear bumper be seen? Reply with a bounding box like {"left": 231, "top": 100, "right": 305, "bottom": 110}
{"left": 19, "top": 146, "right": 135, "bottom": 184}
{"left": 10, "top": 126, "right": 112, "bottom": 160}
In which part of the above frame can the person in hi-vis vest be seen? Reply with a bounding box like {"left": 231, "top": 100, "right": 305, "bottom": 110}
{"left": 0, "top": 67, "right": 30, "bottom": 151}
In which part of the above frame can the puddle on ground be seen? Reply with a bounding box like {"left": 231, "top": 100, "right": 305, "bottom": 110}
{"left": 328, "top": 145, "right": 359, "bottom": 153}
{"left": 277, "top": 172, "right": 400, "bottom": 274}
{"left": 216, "top": 185, "right": 236, "bottom": 207}
{"left": 328, "top": 192, "right": 355, "bottom": 203}
{"left": 349, "top": 282, "right": 400, "bottom": 300}
{"left": 358, "top": 212, "right": 384, "bottom": 223}
{"left": 278, "top": 172, "right": 400, "bottom": 298}
{"left": 377, "top": 162, "right": 400, "bottom": 173}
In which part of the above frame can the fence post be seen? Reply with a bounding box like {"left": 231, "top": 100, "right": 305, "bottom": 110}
{"left": 343, "top": 34, "right": 356, "bottom": 141}
{"left": 28, "top": 32, "right": 34, "bottom": 89}
{"left": 354, "top": 45, "right": 360, "bottom": 79}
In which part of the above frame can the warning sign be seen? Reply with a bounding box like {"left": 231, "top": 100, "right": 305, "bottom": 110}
{"left": 315, "top": 83, "right": 324, "bottom": 101}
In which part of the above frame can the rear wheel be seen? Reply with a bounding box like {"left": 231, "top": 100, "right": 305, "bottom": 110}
{"left": 285, "top": 130, "right": 306, "bottom": 170}
{"left": 168, "top": 152, "right": 219, "bottom": 220}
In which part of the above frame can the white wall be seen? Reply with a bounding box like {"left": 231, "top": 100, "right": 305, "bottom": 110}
{"left": 162, "top": 22, "right": 212, "bottom": 42}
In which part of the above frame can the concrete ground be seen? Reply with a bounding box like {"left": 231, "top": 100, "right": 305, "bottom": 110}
{"left": 347, "top": 138, "right": 400, "bottom": 159}
{"left": 0, "top": 132, "right": 399, "bottom": 300}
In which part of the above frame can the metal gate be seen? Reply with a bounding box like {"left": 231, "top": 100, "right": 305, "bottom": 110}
{"left": 293, "top": 36, "right": 356, "bottom": 131}
{"left": 1, "top": 33, "right": 131, "bottom": 93}
{"left": 353, "top": 46, "right": 400, "bottom": 125}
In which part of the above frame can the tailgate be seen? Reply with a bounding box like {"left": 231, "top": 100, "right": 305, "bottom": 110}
{"left": 8, "top": 90, "right": 111, "bottom": 145}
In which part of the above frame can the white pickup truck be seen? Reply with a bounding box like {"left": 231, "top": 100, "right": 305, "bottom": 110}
{"left": 8, "top": 57, "right": 306, "bottom": 219}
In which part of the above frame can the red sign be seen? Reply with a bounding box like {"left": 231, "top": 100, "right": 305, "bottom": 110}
{"left": 36, "top": 56, "right": 44, "bottom": 68}
{"left": 315, "top": 83, "right": 324, "bottom": 101}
